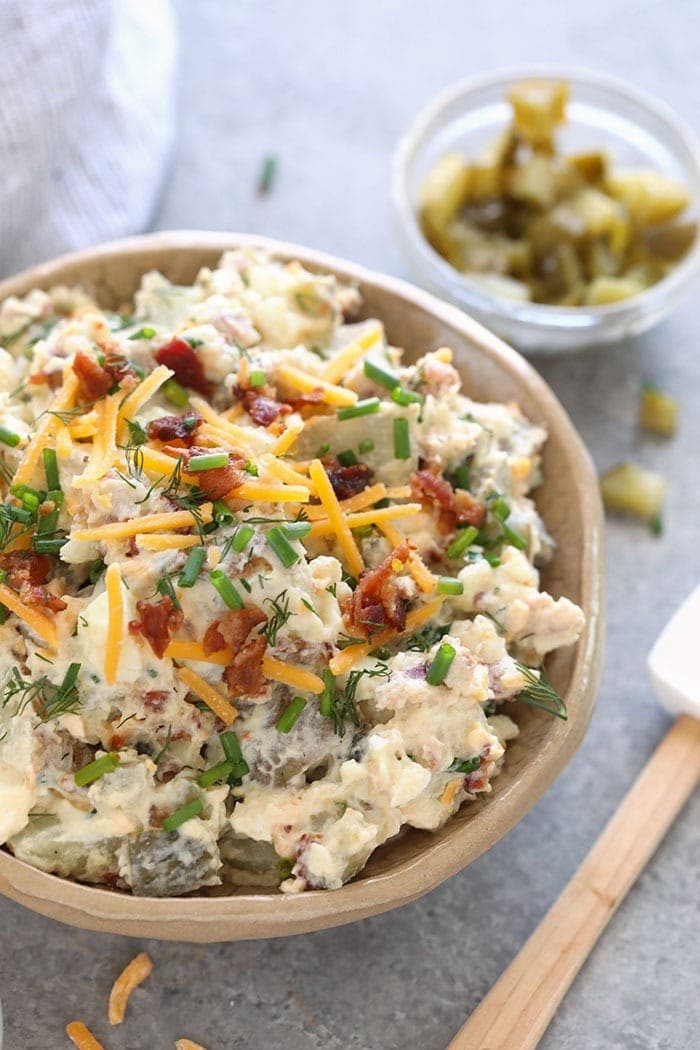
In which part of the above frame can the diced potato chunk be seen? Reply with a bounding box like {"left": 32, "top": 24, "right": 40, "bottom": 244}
{"left": 567, "top": 151, "right": 608, "bottom": 184}
{"left": 606, "top": 170, "right": 690, "bottom": 226}
{"left": 507, "top": 79, "right": 569, "bottom": 144}
{"left": 600, "top": 461, "right": 666, "bottom": 525}
{"left": 639, "top": 384, "right": 678, "bottom": 436}
{"left": 420, "top": 153, "right": 471, "bottom": 237}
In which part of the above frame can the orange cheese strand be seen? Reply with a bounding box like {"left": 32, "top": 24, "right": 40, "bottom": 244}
{"left": 305, "top": 483, "right": 387, "bottom": 521}
{"left": 321, "top": 326, "right": 383, "bottom": 384}
{"left": 108, "top": 951, "right": 154, "bottom": 1025}
{"left": 262, "top": 655, "right": 324, "bottom": 694}
{"left": 329, "top": 595, "right": 446, "bottom": 675}
{"left": 165, "top": 640, "right": 232, "bottom": 665}
{"left": 104, "top": 564, "right": 124, "bottom": 686}
{"left": 276, "top": 364, "right": 358, "bottom": 407}
{"left": 13, "top": 370, "right": 79, "bottom": 486}
{"left": 66, "top": 1021, "right": 105, "bottom": 1050}
{"left": 177, "top": 666, "right": 238, "bottom": 725}
{"left": 307, "top": 502, "right": 422, "bottom": 539}
{"left": 73, "top": 505, "right": 213, "bottom": 542}
{"left": 377, "top": 520, "right": 436, "bottom": 594}
{"left": 307, "top": 459, "right": 363, "bottom": 578}
{"left": 0, "top": 582, "right": 58, "bottom": 648}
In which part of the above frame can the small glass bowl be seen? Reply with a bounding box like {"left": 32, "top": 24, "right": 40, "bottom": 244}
{"left": 392, "top": 66, "right": 700, "bottom": 354}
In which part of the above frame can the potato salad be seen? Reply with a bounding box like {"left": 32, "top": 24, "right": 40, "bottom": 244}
{"left": 0, "top": 249, "right": 584, "bottom": 895}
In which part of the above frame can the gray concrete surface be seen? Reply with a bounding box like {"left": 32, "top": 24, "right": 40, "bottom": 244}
{"left": 2, "top": 1, "right": 700, "bottom": 1047}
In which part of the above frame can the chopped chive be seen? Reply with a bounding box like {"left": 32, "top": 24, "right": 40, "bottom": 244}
{"left": 337, "top": 397, "right": 380, "bottom": 421}
{"left": 128, "top": 326, "right": 156, "bottom": 340}
{"left": 448, "top": 755, "right": 480, "bottom": 774}
{"left": 276, "top": 695, "right": 307, "bottom": 733}
{"left": 231, "top": 523, "right": 255, "bottom": 552}
{"left": 503, "top": 524, "right": 528, "bottom": 550}
{"left": 266, "top": 525, "right": 300, "bottom": 567}
{"left": 197, "top": 759, "right": 235, "bottom": 788}
{"left": 426, "top": 642, "right": 456, "bottom": 686}
{"left": 374, "top": 497, "right": 390, "bottom": 509}
{"left": 393, "top": 417, "right": 411, "bottom": 460}
{"left": 249, "top": 370, "right": 266, "bottom": 387}
{"left": 178, "top": 546, "right": 206, "bottom": 588}
{"left": 209, "top": 569, "right": 244, "bottom": 609}
{"left": 319, "top": 669, "right": 335, "bottom": 718}
{"left": 491, "top": 496, "right": 511, "bottom": 522}
{"left": 220, "top": 730, "right": 250, "bottom": 782}
{"left": 257, "top": 154, "right": 278, "bottom": 195}
{"left": 358, "top": 439, "right": 374, "bottom": 454}
{"left": 42, "top": 448, "right": 60, "bottom": 491}
{"left": 19, "top": 490, "right": 40, "bottom": 511}
{"left": 280, "top": 521, "right": 311, "bottom": 540}
{"left": 437, "top": 576, "right": 464, "bottom": 596}
{"left": 391, "top": 387, "right": 423, "bottom": 407}
{"left": 6, "top": 504, "right": 32, "bottom": 524}
{"left": 337, "top": 449, "right": 358, "bottom": 467}
{"left": 33, "top": 537, "right": 67, "bottom": 555}
{"left": 0, "top": 605, "right": 6, "bottom": 625}
{"left": 352, "top": 523, "right": 374, "bottom": 540}
{"left": 89, "top": 558, "right": 106, "bottom": 583}
{"left": 317, "top": 442, "right": 330, "bottom": 456}
{"left": 188, "top": 452, "right": 229, "bottom": 472}
{"left": 650, "top": 513, "right": 663, "bottom": 536}
{"left": 74, "top": 751, "right": 120, "bottom": 787}
{"left": 0, "top": 426, "right": 21, "bottom": 448}
{"left": 156, "top": 574, "right": 179, "bottom": 607}
{"left": 10, "top": 482, "right": 41, "bottom": 501}
{"left": 162, "top": 797, "right": 203, "bottom": 832}
{"left": 484, "top": 552, "right": 501, "bottom": 567}
{"left": 213, "top": 500, "right": 235, "bottom": 526}
{"left": 37, "top": 508, "right": 59, "bottom": 534}
{"left": 162, "top": 379, "right": 189, "bottom": 407}
{"left": 244, "top": 460, "right": 259, "bottom": 476}
{"left": 47, "top": 489, "right": 64, "bottom": 508}
{"left": 454, "top": 464, "right": 471, "bottom": 491}
{"left": 363, "top": 358, "right": 399, "bottom": 390}
{"left": 446, "top": 525, "right": 479, "bottom": 559}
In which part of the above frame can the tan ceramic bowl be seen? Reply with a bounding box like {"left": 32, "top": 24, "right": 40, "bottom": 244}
{"left": 0, "top": 232, "right": 605, "bottom": 941}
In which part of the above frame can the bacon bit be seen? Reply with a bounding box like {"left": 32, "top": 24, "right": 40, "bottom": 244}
{"left": 214, "top": 605, "right": 266, "bottom": 652}
{"left": 28, "top": 370, "right": 63, "bottom": 390}
{"left": 284, "top": 388, "right": 326, "bottom": 411}
{"left": 411, "top": 469, "right": 485, "bottom": 530}
{"left": 234, "top": 386, "right": 292, "bottom": 428}
{"left": 0, "top": 552, "right": 67, "bottom": 612}
{"left": 203, "top": 621, "right": 226, "bottom": 656}
{"left": 129, "top": 596, "right": 183, "bottom": 659}
{"left": 323, "top": 458, "right": 374, "bottom": 501}
{"left": 223, "top": 635, "right": 267, "bottom": 698}
{"left": 155, "top": 337, "right": 211, "bottom": 395}
{"left": 73, "top": 350, "right": 113, "bottom": 400}
{"left": 102, "top": 352, "right": 139, "bottom": 389}
{"left": 178, "top": 445, "right": 248, "bottom": 501}
{"left": 343, "top": 540, "right": 412, "bottom": 637}
{"left": 143, "top": 690, "right": 169, "bottom": 712}
{"left": 147, "top": 412, "right": 202, "bottom": 444}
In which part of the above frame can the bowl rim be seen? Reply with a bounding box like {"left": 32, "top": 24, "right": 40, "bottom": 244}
{"left": 392, "top": 63, "right": 700, "bottom": 334}
{"left": 0, "top": 230, "right": 605, "bottom": 940}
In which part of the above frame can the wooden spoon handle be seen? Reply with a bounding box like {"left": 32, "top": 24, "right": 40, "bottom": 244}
{"left": 448, "top": 715, "right": 700, "bottom": 1050}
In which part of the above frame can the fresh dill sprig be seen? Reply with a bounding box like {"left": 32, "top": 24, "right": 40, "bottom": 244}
{"left": 323, "top": 662, "right": 388, "bottom": 737}
{"left": 261, "top": 590, "right": 291, "bottom": 646}
{"left": 405, "top": 621, "right": 450, "bottom": 653}
{"left": 1, "top": 663, "right": 82, "bottom": 722}
{"left": 514, "top": 662, "right": 568, "bottom": 720}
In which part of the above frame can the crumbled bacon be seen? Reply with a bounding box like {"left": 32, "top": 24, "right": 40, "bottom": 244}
{"left": 283, "top": 388, "right": 326, "bottom": 411}
{"left": 28, "top": 370, "right": 63, "bottom": 390}
{"left": 410, "top": 469, "right": 485, "bottom": 530}
{"left": 203, "top": 621, "right": 226, "bottom": 656}
{"left": 155, "top": 337, "right": 211, "bottom": 395}
{"left": 72, "top": 350, "right": 113, "bottom": 400}
{"left": 216, "top": 605, "right": 266, "bottom": 652}
{"left": 102, "top": 353, "right": 139, "bottom": 389}
{"left": 128, "top": 596, "right": 183, "bottom": 659}
{"left": 147, "top": 412, "right": 202, "bottom": 444}
{"left": 343, "top": 540, "right": 412, "bottom": 637}
{"left": 323, "top": 458, "right": 374, "bottom": 501}
{"left": 233, "top": 386, "right": 292, "bottom": 428}
{"left": 143, "top": 690, "right": 169, "bottom": 712}
{"left": 177, "top": 445, "right": 248, "bottom": 501}
{"left": 0, "top": 552, "right": 67, "bottom": 611}
{"left": 223, "top": 635, "right": 267, "bottom": 698}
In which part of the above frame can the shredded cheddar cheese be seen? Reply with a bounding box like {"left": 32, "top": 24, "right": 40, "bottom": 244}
{"left": 262, "top": 655, "right": 324, "bottom": 694}
{"left": 272, "top": 417, "right": 305, "bottom": 455}
{"left": 13, "top": 370, "right": 79, "bottom": 486}
{"left": 0, "top": 582, "right": 58, "bottom": 648}
{"left": 377, "top": 520, "right": 436, "bottom": 594}
{"left": 165, "top": 640, "right": 231, "bottom": 665}
{"left": 329, "top": 595, "right": 446, "bottom": 674}
{"left": 308, "top": 459, "right": 363, "bottom": 577}
{"left": 276, "top": 363, "right": 358, "bottom": 407}
{"left": 440, "top": 777, "right": 461, "bottom": 806}
{"left": 321, "top": 325, "right": 382, "bottom": 384}
{"left": 135, "top": 534, "right": 202, "bottom": 551}
{"left": 307, "top": 501, "right": 422, "bottom": 539}
{"left": 104, "top": 564, "right": 124, "bottom": 686}
{"left": 108, "top": 951, "right": 154, "bottom": 1025}
{"left": 177, "top": 666, "right": 238, "bottom": 724}
{"left": 116, "top": 363, "right": 172, "bottom": 440}
{"left": 66, "top": 1021, "right": 105, "bottom": 1050}
{"left": 305, "top": 482, "right": 387, "bottom": 521}
{"left": 73, "top": 505, "right": 213, "bottom": 542}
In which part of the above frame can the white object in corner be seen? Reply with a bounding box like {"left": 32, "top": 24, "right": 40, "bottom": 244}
{"left": 648, "top": 583, "right": 700, "bottom": 721}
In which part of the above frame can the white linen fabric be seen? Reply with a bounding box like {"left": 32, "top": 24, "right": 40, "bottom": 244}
{"left": 0, "top": 0, "right": 176, "bottom": 277}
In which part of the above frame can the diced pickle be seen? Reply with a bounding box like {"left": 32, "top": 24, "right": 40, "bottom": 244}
{"left": 124, "top": 828, "right": 221, "bottom": 897}
{"left": 639, "top": 384, "right": 678, "bottom": 436}
{"left": 417, "top": 79, "right": 696, "bottom": 306}
{"left": 600, "top": 462, "right": 666, "bottom": 524}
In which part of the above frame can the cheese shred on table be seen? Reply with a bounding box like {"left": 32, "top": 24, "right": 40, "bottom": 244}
{"left": 0, "top": 248, "right": 583, "bottom": 896}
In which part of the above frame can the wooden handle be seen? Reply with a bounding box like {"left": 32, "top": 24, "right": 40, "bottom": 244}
{"left": 448, "top": 714, "right": 700, "bottom": 1050}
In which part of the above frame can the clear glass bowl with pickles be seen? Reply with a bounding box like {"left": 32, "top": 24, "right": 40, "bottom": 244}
{"left": 393, "top": 67, "right": 700, "bottom": 353}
